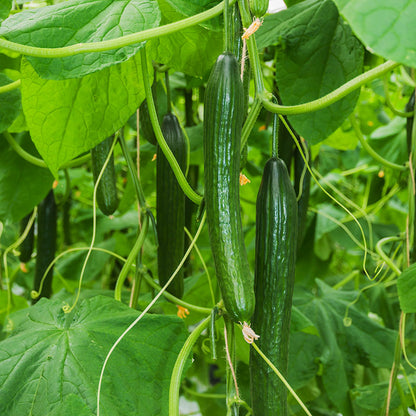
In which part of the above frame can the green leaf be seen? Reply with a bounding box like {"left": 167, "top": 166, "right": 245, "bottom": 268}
{"left": 0, "top": 296, "right": 189, "bottom": 416}
{"left": 21, "top": 54, "right": 152, "bottom": 176}
{"left": 295, "top": 280, "right": 397, "bottom": 414}
{"left": 0, "top": 132, "right": 54, "bottom": 222}
{"left": 148, "top": 0, "right": 223, "bottom": 77}
{"left": 0, "top": 0, "right": 12, "bottom": 21}
{"left": 0, "top": 0, "right": 161, "bottom": 80}
{"left": 0, "top": 73, "right": 21, "bottom": 133}
{"left": 397, "top": 263, "right": 416, "bottom": 313}
{"left": 256, "top": 0, "right": 364, "bottom": 143}
{"left": 333, "top": 0, "right": 416, "bottom": 68}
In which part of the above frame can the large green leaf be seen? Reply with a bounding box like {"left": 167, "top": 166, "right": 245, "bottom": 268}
{"left": 0, "top": 0, "right": 160, "bottom": 80}
{"left": 0, "top": 73, "right": 21, "bottom": 133}
{"left": 0, "top": 132, "right": 54, "bottom": 222}
{"left": 21, "top": 53, "right": 152, "bottom": 176}
{"left": 0, "top": 296, "right": 189, "bottom": 416}
{"left": 149, "top": 0, "right": 223, "bottom": 77}
{"left": 256, "top": 0, "right": 364, "bottom": 144}
{"left": 333, "top": 0, "right": 416, "bottom": 68}
{"left": 295, "top": 280, "right": 396, "bottom": 414}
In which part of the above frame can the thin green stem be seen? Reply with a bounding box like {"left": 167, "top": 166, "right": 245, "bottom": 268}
{"left": 3, "top": 208, "right": 37, "bottom": 316}
{"left": 383, "top": 76, "right": 413, "bottom": 118}
{"left": 272, "top": 113, "right": 278, "bottom": 158}
{"left": 0, "top": 79, "right": 21, "bottom": 94}
{"left": 250, "top": 341, "right": 312, "bottom": 416}
{"left": 98, "top": 212, "right": 209, "bottom": 416}
{"left": 140, "top": 47, "right": 202, "bottom": 205}
{"left": 118, "top": 134, "right": 147, "bottom": 208}
{"left": 262, "top": 60, "right": 400, "bottom": 115}
{"left": 62, "top": 136, "right": 117, "bottom": 314}
{"left": 241, "top": 98, "right": 262, "bottom": 148}
{"left": 169, "top": 315, "right": 212, "bottom": 416}
{"left": 184, "top": 227, "right": 216, "bottom": 306}
{"left": 165, "top": 71, "right": 172, "bottom": 114}
{"left": 141, "top": 272, "right": 212, "bottom": 315}
{"left": 182, "top": 384, "right": 226, "bottom": 400}
{"left": 375, "top": 236, "right": 403, "bottom": 276}
{"left": 114, "top": 215, "right": 149, "bottom": 301}
{"left": 238, "top": 0, "right": 264, "bottom": 94}
{"left": 224, "top": 0, "right": 230, "bottom": 52}
{"left": 3, "top": 131, "right": 90, "bottom": 169}
{"left": 0, "top": 0, "right": 237, "bottom": 58}
{"left": 210, "top": 307, "right": 218, "bottom": 360}
{"left": 350, "top": 115, "right": 408, "bottom": 171}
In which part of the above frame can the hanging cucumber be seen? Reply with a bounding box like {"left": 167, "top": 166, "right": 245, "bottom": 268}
{"left": 249, "top": 0, "right": 268, "bottom": 17}
{"left": 33, "top": 190, "right": 57, "bottom": 301}
{"left": 204, "top": 52, "right": 255, "bottom": 322}
{"left": 157, "top": 111, "right": 187, "bottom": 298}
{"left": 19, "top": 211, "right": 35, "bottom": 263}
{"left": 250, "top": 157, "right": 297, "bottom": 416}
{"left": 294, "top": 140, "right": 311, "bottom": 251}
{"left": 91, "top": 136, "right": 119, "bottom": 216}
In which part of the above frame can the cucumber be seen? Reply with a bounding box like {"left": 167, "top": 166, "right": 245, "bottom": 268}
{"left": 157, "top": 112, "right": 187, "bottom": 298}
{"left": 19, "top": 211, "right": 35, "bottom": 263}
{"left": 294, "top": 140, "right": 311, "bottom": 250}
{"left": 249, "top": 0, "right": 269, "bottom": 17}
{"left": 33, "top": 190, "right": 57, "bottom": 301}
{"left": 250, "top": 157, "right": 298, "bottom": 416}
{"left": 91, "top": 136, "right": 119, "bottom": 216}
{"left": 204, "top": 52, "right": 255, "bottom": 322}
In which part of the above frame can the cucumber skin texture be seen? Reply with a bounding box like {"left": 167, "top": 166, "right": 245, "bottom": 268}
{"left": 34, "top": 190, "right": 57, "bottom": 300}
{"left": 91, "top": 136, "right": 119, "bottom": 216}
{"left": 204, "top": 52, "right": 255, "bottom": 322}
{"left": 157, "top": 113, "right": 187, "bottom": 298}
{"left": 250, "top": 157, "right": 297, "bottom": 416}
{"left": 249, "top": 0, "right": 268, "bottom": 17}
{"left": 19, "top": 212, "right": 35, "bottom": 263}
{"left": 294, "top": 141, "right": 311, "bottom": 251}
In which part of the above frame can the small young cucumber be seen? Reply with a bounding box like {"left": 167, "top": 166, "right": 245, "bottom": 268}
{"left": 33, "top": 190, "right": 57, "bottom": 301}
{"left": 204, "top": 52, "right": 255, "bottom": 322}
{"left": 157, "top": 113, "right": 187, "bottom": 298}
{"left": 91, "top": 136, "right": 119, "bottom": 216}
{"left": 249, "top": 0, "right": 268, "bottom": 17}
{"left": 250, "top": 157, "right": 297, "bottom": 416}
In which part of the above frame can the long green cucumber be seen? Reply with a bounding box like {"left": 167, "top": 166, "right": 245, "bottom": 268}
{"left": 204, "top": 52, "right": 255, "bottom": 322}
{"left": 33, "top": 190, "right": 57, "bottom": 301}
{"left": 91, "top": 136, "right": 119, "bottom": 216}
{"left": 250, "top": 157, "right": 298, "bottom": 416}
{"left": 157, "top": 112, "right": 187, "bottom": 298}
